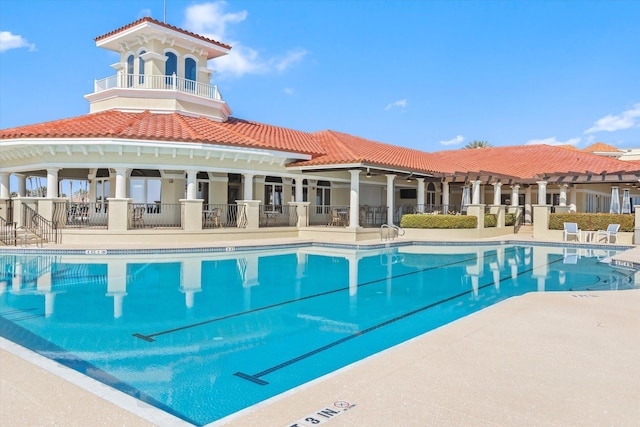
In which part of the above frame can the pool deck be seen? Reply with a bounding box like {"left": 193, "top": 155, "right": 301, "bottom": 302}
{"left": 1, "top": 237, "right": 639, "bottom": 426}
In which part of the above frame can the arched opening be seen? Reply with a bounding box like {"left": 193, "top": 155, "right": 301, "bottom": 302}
{"left": 165, "top": 52, "right": 177, "bottom": 86}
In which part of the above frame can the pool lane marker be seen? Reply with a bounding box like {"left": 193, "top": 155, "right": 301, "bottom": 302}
{"left": 131, "top": 251, "right": 509, "bottom": 342}
{"left": 233, "top": 256, "right": 565, "bottom": 385}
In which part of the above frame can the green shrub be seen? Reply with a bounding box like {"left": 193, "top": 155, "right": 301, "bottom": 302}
{"left": 400, "top": 214, "right": 477, "bottom": 229}
{"left": 549, "top": 213, "right": 634, "bottom": 232}
{"left": 484, "top": 214, "right": 497, "bottom": 228}
{"left": 505, "top": 213, "right": 516, "bottom": 226}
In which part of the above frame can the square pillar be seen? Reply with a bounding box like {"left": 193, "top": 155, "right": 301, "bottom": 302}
{"left": 181, "top": 199, "right": 203, "bottom": 231}
{"left": 107, "top": 198, "right": 132, "bottom": 231}
{"left": 532, "top": 205, "right": 551, "bottom": 239}
{"left": 489, "top": 205, "right": 505, "bottom": 228}
{"left": 237, "top": 200, "right": 260, "bottom": 229}
{"left": 290, "top": 202, "right": 309, "bottom": 227}
{"left": 466, "top": 204, "right": 485, "bottom": 229}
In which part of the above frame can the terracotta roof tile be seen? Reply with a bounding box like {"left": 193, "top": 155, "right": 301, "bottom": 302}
{"left": 95, "top": 17, "right": 231, "bottom": 50}
{"left": 0, "top": 111, "right": 325, "bottom": 156}
{"left": 433, "top": 144, "right": 639, "bottom": 179}
{"left": 582, "top": 142, "right": 622, "bottom": 153}
{"left": 293, "top": 130, "right": 452, "bottom": 175}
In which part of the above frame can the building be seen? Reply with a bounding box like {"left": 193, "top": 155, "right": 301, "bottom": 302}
{"left": 1, "top": 17, "right": 639, "bottom": 245}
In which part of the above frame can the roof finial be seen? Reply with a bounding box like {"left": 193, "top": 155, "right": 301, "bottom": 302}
{"left": 163, "top": 0, "right": 167, "bottom": 23}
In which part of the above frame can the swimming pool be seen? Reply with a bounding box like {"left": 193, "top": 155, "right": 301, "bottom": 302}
{"left": 0, "top": 243, "right": 636, "bottom": 425}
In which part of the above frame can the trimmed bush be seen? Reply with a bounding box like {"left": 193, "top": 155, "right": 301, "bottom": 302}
{"left": 400, "top": 214, "right": 477, "bottom": 229}
{"left": 484, "top": 213, "right": 497, "bottom": 228}
{"left": 505, "top": 213, "right": 516, "bottom": 226}
{"left": 549, "top": 213, "right": 634, "bottom": 232}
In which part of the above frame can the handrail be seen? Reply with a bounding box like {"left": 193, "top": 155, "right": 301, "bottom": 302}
{"left": 380, "top": 224, "right": 405, "bottom": 242}
{"left": 22, "top": 203, "right": 60, "bottom": 245}
{"left": 94, "top": 73, "right": 223, "bottom": 101}
{"left": 0, "top": 216, "right": 17, "bottom": 246}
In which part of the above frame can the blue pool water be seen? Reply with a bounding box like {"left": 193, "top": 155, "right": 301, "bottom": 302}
{"left": 0, "top": 243, "right": 636, "bottom": 425}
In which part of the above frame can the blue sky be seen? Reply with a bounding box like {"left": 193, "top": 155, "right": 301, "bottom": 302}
{"left": 1, "top": 0, "right": 639, "bottom": 152}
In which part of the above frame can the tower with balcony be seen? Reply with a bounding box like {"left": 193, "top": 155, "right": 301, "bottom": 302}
{"left": 85, "top": 17, "right": 232, "bottom": 121}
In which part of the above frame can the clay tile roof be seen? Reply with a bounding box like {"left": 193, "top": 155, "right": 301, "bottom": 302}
{"left": 582, "top": 142, "right": 621, "bottom": 153}
{"left": 95, "top": 16, "right": 232, "bottom": 50}
{"left": 433, "top": 144, "right": 640, "bottom": 179}
{"left": 292, "top": 130, "right": 454, "bottom": 174}
{"left": 0, "top": 111, "right": 325, "bottom": 156}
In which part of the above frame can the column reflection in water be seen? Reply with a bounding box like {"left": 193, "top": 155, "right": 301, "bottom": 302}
{"left": 239, "top": 253, "right": 260, "bottom": 310}
{"left": 531, "top": 246, "right": 554, "bottom": 292}
{"left": 36, "top": 270, "right": 55, "bottom": 317}
{"left": 180, "top": 258, "right": 202, "bottom": 309}
{"left": 106, "top": 259, "right": 128, "bottom": 319}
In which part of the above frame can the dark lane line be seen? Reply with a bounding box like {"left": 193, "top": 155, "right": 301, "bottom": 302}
{"left": 233, "top": 256, "right": 564, "bottom": 385}
{"left": 132, "top": 248, "right": 517, "bottom": 341}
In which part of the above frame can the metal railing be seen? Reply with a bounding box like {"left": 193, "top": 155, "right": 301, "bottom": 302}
{"left": 0, "top": 216, "right": 17, "bottom": 246}
{"left": 23, "top": 204, "right": 60, "bottom": 244}
{"left": 54, "top": 201, "right": 109, "bottom": 229}
{"left": 381, "top": 224, "right": 405, "bottom": 241}
{"left": 129, "top": 203, "right": 181, "bottom": 229}
{"left": 359, "top": 205, "right": 388, "bottom": 228}
{"left": 414, "top": 204, "right": 462, "bottom": 215}
{"left": 259, "top": 204, "right": 298, "bottom": 227}
{"left": 203, "top": 204, "right": 244, "bottom": 228}
{"left": 94, "top": 73, "right": 223, "bottom": 101}
{"left": 309, "top": 205, "right": 349, "bottom": 226}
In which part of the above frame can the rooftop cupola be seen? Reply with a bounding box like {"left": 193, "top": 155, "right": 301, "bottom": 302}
{"left": 84, "top": 17, "right": 232, "bottom": 121}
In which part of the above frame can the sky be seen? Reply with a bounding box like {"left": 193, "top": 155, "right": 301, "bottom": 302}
{"left": 1, "top": 0, "right": 639, "bottom": 153}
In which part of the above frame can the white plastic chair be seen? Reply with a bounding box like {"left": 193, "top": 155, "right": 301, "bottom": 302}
{"left": 596, "top": 224, "right": 620, "bottom": 244}
{"left": 563, "top": 222, "right": 580, "bottom": 242}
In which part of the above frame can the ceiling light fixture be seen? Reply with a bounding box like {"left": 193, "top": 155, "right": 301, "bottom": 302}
{"left": 366, "top": 168, "right": 372, "bottom": 178}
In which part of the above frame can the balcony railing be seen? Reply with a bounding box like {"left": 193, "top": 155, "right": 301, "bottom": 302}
{"left": 94, "top": 73, "right": 223, "bottom": 101}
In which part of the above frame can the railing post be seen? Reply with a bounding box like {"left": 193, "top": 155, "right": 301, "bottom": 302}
{"left": 172, "top": 73, "right": 177, "bottom": 90}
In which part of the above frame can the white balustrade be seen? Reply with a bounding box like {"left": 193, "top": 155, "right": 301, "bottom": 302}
{"left": 93, "top": 73, "right": 223, "bottom": 101}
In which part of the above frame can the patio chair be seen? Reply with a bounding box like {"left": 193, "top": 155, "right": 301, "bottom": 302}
{"left": 563, "top": 222, "right": 580, "bottom": 242}
{"left": 204, "top": 208, "right": 222, "bottom": 228}
{"left": 328, "top": 208, "right": 343, "bottom": 227}
{"left": 596, "top": 223, "right": 620, "bottom": 244}
{"left": 131, "top": 206, "right": 145, "bottom": 228}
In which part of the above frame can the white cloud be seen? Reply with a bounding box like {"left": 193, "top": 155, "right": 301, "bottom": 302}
{"left": 0, "top": 31, "right": 35, "bottom": 53}
{"left": 184, "top": 2, "right": 247, "bottom": 41}
{"left": 439, "top": 135, "right": 465, "bottom": 146}
{"left": 526, "top": 136, "right": 581, "bottom": 146}
{"left": 284, "top": 88, "right": 294, "bottom": 95}
{"left": 273, "top": 48, "right": 308, "bottom": 73}
{"left": 183, "top": 2, "right": 305, "bottom": 78}
{"left": 584, "top": 103, "right": 640, "bottom": 133}
{"left": 384, "top": 99, "right": 407, "bottom": 111}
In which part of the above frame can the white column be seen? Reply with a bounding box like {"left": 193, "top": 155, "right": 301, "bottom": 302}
{"left": 511, "top": 185, "right": 520, "bottom": 206}
{"left": 386, "top": 174, "right": 395, "bottom": 225}
{"left": 471, "top": 180, "right": 481, "bottom": 205}
{"left": 442, "top": 181, "right": 450, "bottom": 212}
{"left": 45, "top": 168, "right": 59, "bottom": 198}
{"left": 186, "top": 169, "right": 197, "bottom": 200}
{"left": 17, "top": 175, "right": 26, "bottom": 197}
{"left": 492, "top": 182, "right": 502, "bottom": 205}
{"left": 294, "top": 177, "right": 304, "bottom": 202}
{"left": 536, "top": 180, "right": 547, "bottom": 205}
{"left": 114, "top": 168, "right": 128, "bottom": 198}
{"left": 243, "top": 173, "right": 254, "bottom": 200}
{"left": 0, "top": 173, "right": 9, "bottom": 199}
{"left": 416, "top": 178, "right": 425, "bottom": 212}
{"left": 559, "top": 184, "right": 568, "bottom": 206}
{"left": 569, "top": 185, "right": 577, "bottom": 213}
{"left": 348, "top": 170, "right": 360, "bottom": 228}
{"left": 525, "top": 186, "right": 532, "bottom": 224}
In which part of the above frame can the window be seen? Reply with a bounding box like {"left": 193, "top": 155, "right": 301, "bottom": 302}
{"left": 426, "top": 182, "right": 436, "bottom": 206}
{"left": 165, "top": 52, "right": 177, "bottom": 86}
{"left": 264, "top": 176, "right": 283, "bottom": 212}
{"left": 138, "top": 50, "right": 145, "bottom": 84}
{"left": 130, "top": 169, "right": 162, "bottom": 213}
{"left": 315, "top": 180, "right": 331, "bottom": 214}
{"left": 185, "top": 57, "right": 196, "bottom": 92}
{"left": 126, "top": 54, "right": 134, "bottom": 87}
